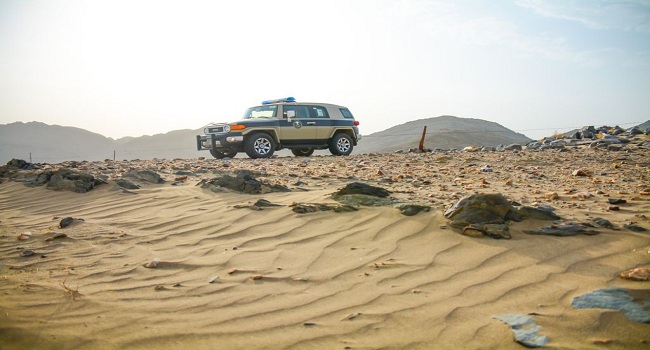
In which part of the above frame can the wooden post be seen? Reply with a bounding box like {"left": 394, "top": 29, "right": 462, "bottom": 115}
{"left": 113, "top": 150, "right": 116, "bottom": 161}
{"left": 418, "top": 126, "right": 427, "bottom": 151}
{"left": 29, "top": 152, "right": 32, "bottom": 162}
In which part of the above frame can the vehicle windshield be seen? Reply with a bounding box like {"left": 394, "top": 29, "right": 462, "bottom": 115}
{"left": 242, "top": 105, "right": 277, "bottom": 119}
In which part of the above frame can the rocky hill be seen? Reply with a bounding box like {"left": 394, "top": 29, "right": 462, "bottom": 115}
{"left": 355, "top": 116, "right": 532, "bottom": 153}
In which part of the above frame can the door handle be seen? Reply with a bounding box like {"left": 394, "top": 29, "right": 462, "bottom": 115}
{"left": 306, "top": 122, "right": 316, "bottom": 125}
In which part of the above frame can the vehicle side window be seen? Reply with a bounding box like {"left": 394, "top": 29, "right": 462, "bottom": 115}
{"left": 283, "top": 105, "right": 310, "bottom": 119}
{"left": 339, "top": 108, "right": 354, "bottom": 119}
{"left": 309, "top": 106, "right": 329, "bottom": 119}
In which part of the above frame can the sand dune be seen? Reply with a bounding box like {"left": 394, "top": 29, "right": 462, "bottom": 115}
{"left": 1, "top": 148, "right": 649, "bottom": 349}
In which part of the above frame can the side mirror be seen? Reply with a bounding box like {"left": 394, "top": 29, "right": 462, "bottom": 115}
{"left": 286, "top": 110, "right": 295, "bottom": 122}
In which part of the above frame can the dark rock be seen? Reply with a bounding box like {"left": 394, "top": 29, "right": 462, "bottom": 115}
{"left": 6, "top": 159, "right": 33, "bottom": 169}
{"left": 625, "top": 223, "right": 647, "bottom": 232}
{"left": 629, "top": 127, "right": 644, "bottom": 136}
{"left": 483, "top": 223, "right": 512, "bottom": 239}
{"left": 444, "top": 193, "right": 520, "bottom": 228}
{"left": 608, "top": 198, "right": 627, "bottom": 205}
{"left": 201, "top": 172, "right": 290, "bottom": 194}
{"left": 571, "top": 287, "right": 650, "bottom": 323}
{"left": 396, "top": 204, "right": 430, "bottom": 216}
{"left": 125, "top": 169, "right": 164, "bottom": 184}
{"left": 504, "top": 144, "right": 523, "bottom": 151}
{"left": 253, "top": 199, "right": 282, "bottom": 207}
{"left": 580, "top": 126, "right": 597, "bottom": 139}
{"left": 333, "top": 182, "right": 391, "bottom": 198}
{"left": 516, "top": 206, "right": 561, "bottom": 220}
{"left": 463, "top": 223, "right": 511, "bottom": 239}
{"left": 292, "top": 203, "right": 358, "bottom": 214}
{"left": 524, "top": 222, "right": 599, "bottom": 236}
{"left": 20, "top": 250, "right": 35, "bottom": 257}
{"left": 115, "top": 178, "right": 141, "bottom": 190}
{"left": 591, "top": 217, "right": 615, "bottom": 229}
{"left": 493, "top": 314, "right": 548, "bottom": 347}
{"left": 45, "top": 168, "right": 101, "bottom": 193}
{"left": 333, "top": 194, "right": 399, "bottom": 207}
{"left": 59, "top": 217, "right": 74, "bottom": 228}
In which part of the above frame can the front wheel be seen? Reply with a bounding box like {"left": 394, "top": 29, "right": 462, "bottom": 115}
{"left": 291, "top": 148, "right": 314, "bottom": 157}
{"left": 329, "top": 133, "right": 354, "bottom": 156}
{"left": 244, "top": 133, "right": 275, "bottom": 159}
{"left": 210, "top": 149, "right": 237, "bottom": 159}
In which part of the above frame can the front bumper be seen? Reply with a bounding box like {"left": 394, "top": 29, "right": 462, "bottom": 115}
{"left": 196, "top": 134, "right": 244, "bottom": 151}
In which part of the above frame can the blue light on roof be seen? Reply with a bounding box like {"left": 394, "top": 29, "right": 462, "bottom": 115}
{"left": 262, "top": 97, "right": 296, "bottom": 105}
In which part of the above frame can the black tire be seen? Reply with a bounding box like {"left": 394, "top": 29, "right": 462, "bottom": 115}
{"left": 291, "top": 148, "right": 314, "bottom": 157}
{"left": 244, "top": 133, "right": 275, "bottom": 159}
{"left": 222, "top": 149, "right": 238, "bottom": 158}
{"left": 329, "top": 133, "right": 354, "bottom": 156}
{"left": 209, "top": 149, "right": 238, "bottom": 159}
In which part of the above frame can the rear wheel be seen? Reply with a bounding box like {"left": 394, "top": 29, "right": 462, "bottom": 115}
{"left": 291, "top": 148, "right": 314, "bottom": 157}
{"left": 329, "top": 133, "right": 353, "bottom": 156}
{"left": 244, "top": 133, "right": 275, "bottom": 159}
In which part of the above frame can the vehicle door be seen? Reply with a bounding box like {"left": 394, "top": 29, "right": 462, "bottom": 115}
{"left": 279, "top": 105, "right": 318, "bottom": 144}
{"left": 309, "top": 105, "right": 334, "bottom": 140}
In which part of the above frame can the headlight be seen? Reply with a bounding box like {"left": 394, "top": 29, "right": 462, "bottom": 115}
{"left": 223, "top": 125, "right": 231, "bottom": 133}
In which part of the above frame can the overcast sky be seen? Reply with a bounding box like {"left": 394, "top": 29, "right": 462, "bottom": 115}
{"left": 1, "top": 0, "right": 648, "bottom": 140}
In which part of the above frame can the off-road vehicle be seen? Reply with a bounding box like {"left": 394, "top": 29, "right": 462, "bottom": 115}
{"left": 196, "top": 97, "right": 361, "bottom": 159}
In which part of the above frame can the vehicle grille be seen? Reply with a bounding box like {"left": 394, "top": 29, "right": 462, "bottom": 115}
{"left": 208, "top": 126, "right": 224, "bottom": 133}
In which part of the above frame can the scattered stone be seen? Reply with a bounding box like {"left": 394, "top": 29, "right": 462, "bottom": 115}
{"left": 27, "top": 168, "right": 104, "bottom": 193}
{"left": 504, "top": 144, "right": 523, "bottom": 151}
{"left": 608, "top": 198, "right": 627, "bottom": 205}
{"left": 59, "top": 217, "right": 75, "bottom": 228}
{"left": 291, "top": 203, "right": 358, "bottom": 214}
{"left": 444, "top": 193, "right": 520, "bottom": 228}
{"left": 17, "top": 232, "right": 31, "bottom": 241}
{"left": 143, "top": 258, "right": 161, "bottom": 268}
{"left": 482, "top": 223, "right": 512, "bottom": 239}
{"left": 333, "top": 182, "right": 391, "bottom": 198}
{"left": 524, "top": 222, "right": 599, "bottom": 236}
{"left": 493, "top": 314, "right": 548, "bottom": 348}
{"left": 571, "top": 287, "right": 650, "bottom": 323}
{"left": 124, "top": 169, "right": 164, "bottom": 184}
{"left": 115, "top": 178, "right": 140, "bottom": 190}
{"left": 462, "top": 224, "right": 485, "bottom": 238}
{"left": 253, "top": 199, "right": 282, "bottom": 207}
{"left": 620, "top": 268, "right": 650, "bottom": 281}
{"left": 516, "top": 206, "right": 561, "bottom": 220}
{"left": 591, "top": 217, "right": 615, "bottom": 229}
{"left": 20, "top": 250, "right": 35, "bottom": 257}
{"left": 396, "top": 204, "right": 430, "bottom": 216}
{"left": 45, "top": 233, "right": 68, "bottom": 241}
{"left": 572, "top": 169, "right": 590, "bottom": 177}
{"left": 200, "top": 171, "right": 290, "bottom": 194}
{"left": 544, "top": 192, "right": 559, "bottom": 200}
{"left": 625, "top": 223, "right": 647, "bottom": 232}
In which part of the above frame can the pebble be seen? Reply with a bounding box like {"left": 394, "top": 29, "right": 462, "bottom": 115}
{"left": 143, "top": 258, "right": 161, "bottom": 268}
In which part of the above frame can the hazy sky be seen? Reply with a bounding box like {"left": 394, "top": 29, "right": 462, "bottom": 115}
{"left": 1, "top": 0, "right": 649, "bottom": 140}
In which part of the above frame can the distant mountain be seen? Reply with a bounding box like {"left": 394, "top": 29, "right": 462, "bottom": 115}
{"left": 0, "top": 122, "right": 202, "bottom": 163}
{"left": 355, "top": 116, "right": 532, "bottom": 153}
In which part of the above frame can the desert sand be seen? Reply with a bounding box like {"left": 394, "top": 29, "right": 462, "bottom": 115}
{"left": 1, "top": 146, "right": 649, "bottom": 350}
